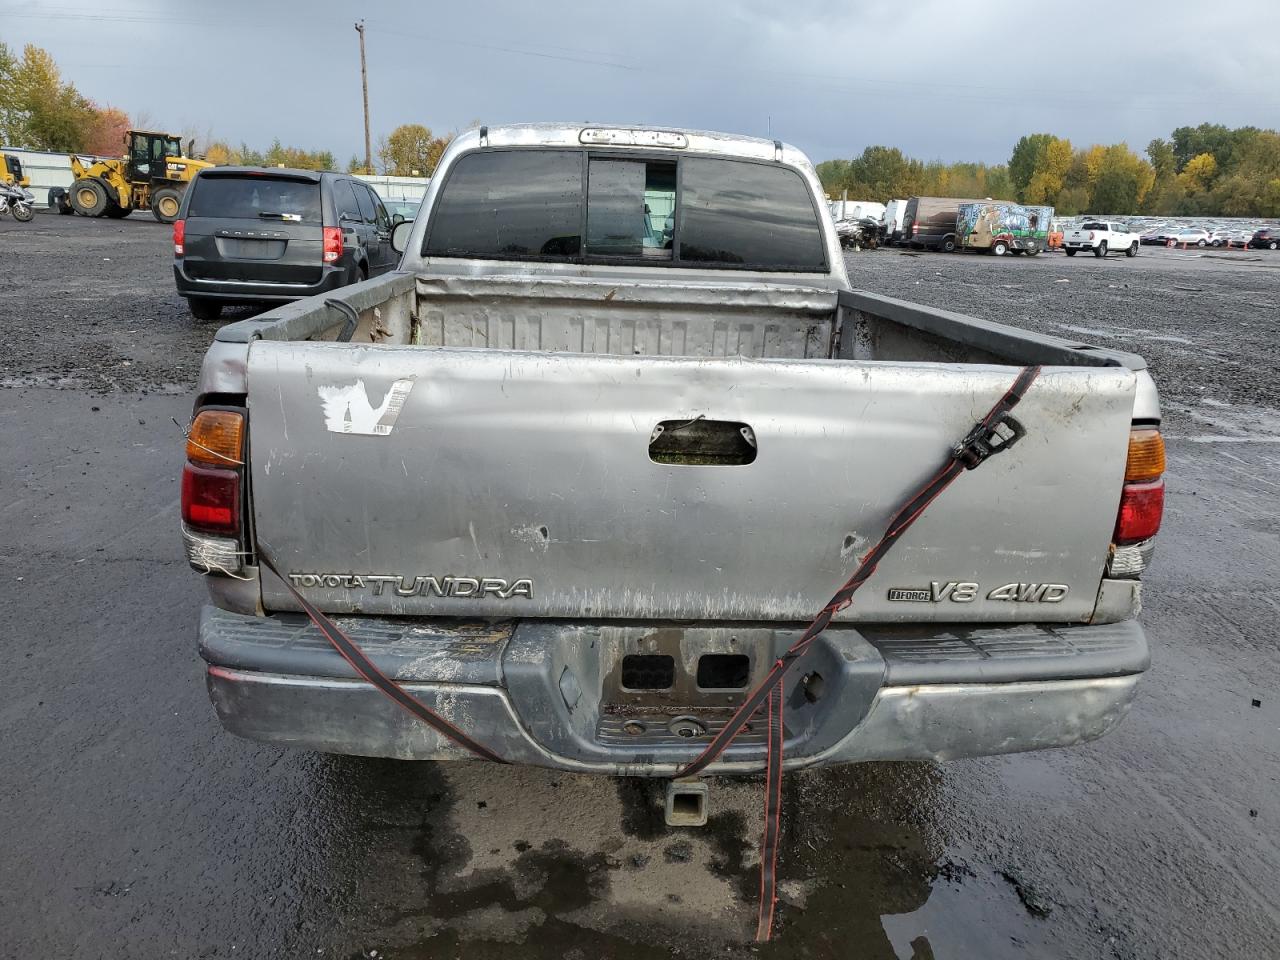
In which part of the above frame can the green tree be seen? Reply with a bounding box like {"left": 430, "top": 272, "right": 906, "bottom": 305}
{"left": 1146, "top": 138, "right": 1176, "bottom": 178}
{"left": 2, "top": 43, "right": 97, "bottom": 150}
{"left": 0, "top": 42, "right": 19, "bottom": 143}
{"left": 260, "top": 138, "right": 334, "bottom": 171}
{"left": 376, "top": 123, "right": 452, "bottom": 177}
{"left": 819, "top": 122, "right": 1280, "bottom": 216}
{"left": 1008, "top": 133, "right": 1054, "bottom": 200}
{"left": 1177, "top": 152, "right": 1217, "bottom": 194}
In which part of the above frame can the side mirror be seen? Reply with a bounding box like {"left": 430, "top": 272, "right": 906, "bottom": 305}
{"left": 392, "top": 212, "right": 405, "bottom": 225}
{"left": 391, "top": 220, "right": 413, "bottom": 254}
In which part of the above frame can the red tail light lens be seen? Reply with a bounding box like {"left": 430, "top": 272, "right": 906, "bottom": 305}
{"left": 1115, "top": 480, "right": 1164, "bottom": 544}
{"left": 323, "top": 226, "right": 343, "bottom": 263}
{"left": 173, "top": 218, "right": 185, "bottom": 256}
{"left": 181, "top": 463, "right": 240, "bottom": 535}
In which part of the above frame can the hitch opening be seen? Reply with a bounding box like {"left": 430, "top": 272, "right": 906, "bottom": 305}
{"left": 665, "top": 779, "right": 709, "bottom": 827}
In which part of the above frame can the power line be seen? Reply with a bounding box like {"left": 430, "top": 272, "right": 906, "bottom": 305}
{"left": 364, "top": 24, "right": 638, "bottom": 71}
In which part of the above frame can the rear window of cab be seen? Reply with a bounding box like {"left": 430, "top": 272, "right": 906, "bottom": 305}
{"left": 188, "top": 175, "right": 322, "bottom": 223}
{"left": 423, "top": 149, "right": 828, "bottom": 272}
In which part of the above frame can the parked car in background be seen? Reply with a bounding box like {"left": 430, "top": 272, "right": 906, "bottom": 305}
{"left": 382, "top": 198, "right": 421, "bottom": 222}
{"left": 1249, "top": 228, "right": 1279, "bottom": 250}
{"left": 1207, "top": 229, "right": 1249, "bottom": 247}
{"left": 835, "top": 216, "right": 882, "bottom": 249}
{"left": 883, "top": 198, "right": 907, "bottom": 244}
{"left": 1140, "top": 227, "right": 1171, "bottom": 245}
{"left": 829, "top": 199, "right": 885, "bottom": 223}
{"left": 173, "top": 167, "right": 399, "bottom": 320}
{"left": 956, "top": 201, "right": 1053, "bottom": 255}
{"left": 1063, "top": 220, "right": 1141, "bottom": 258}
{"left": 903, "top": 195, "right": 989, "bottom": 251}
{"left": 1166, "top": 227, "right": 1210, "bottom": 247}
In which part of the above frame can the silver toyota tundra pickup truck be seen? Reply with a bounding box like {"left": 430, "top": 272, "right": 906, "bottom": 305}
{"left": 183, "top": 123, "right": 1164, "bottom": 776}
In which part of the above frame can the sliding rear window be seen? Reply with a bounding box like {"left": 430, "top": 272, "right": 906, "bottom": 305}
{"left": 425, "top": 149, "right": 826, "bottom": 271}
{"left": 677, "top": 157, "right": 826, "bottom": 270}
{"left": 188, "top": 175, "right": 321, "bottom": 223}
{"left": 425, "top": 150, "right": 584, "bottom": 259}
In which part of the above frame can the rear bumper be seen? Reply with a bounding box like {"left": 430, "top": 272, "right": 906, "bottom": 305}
{"left": 199, "top": 607, "right": 1148, "bottom": 774}
{"left": 173, "top": 262, "right": 349, "bottom": 303}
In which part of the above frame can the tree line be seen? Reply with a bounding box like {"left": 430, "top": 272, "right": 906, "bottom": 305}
{"left": 818, "top": 124, "right": 1280, "bottom": 217}
{"left": 1, "top": 41, "right": 452, "bottom": 178}
{"left": 1, "top": 42, "right": 129, "bottom": 155}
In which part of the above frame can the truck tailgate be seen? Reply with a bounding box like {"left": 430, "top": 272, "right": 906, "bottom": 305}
{"left": 246, "top": 343, "right": 1136, "bottom": 623}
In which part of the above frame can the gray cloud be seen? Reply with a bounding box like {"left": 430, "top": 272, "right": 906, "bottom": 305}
{"left": 5, "top": 0, "right": 1278, "bottom": 165}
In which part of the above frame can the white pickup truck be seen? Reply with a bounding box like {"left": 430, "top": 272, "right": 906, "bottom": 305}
{"left": 184, "top": 124, "right": 1163, "bottom": 787}
{"left": 1064, "top": 220, "right": 1141, "bottom": 258}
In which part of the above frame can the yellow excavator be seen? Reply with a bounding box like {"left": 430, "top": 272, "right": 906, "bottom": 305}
{"left": 49, "top": 130, "right": 212, "bottom": 223}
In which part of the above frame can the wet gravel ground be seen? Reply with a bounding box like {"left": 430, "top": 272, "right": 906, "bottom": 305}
{"left": 2, "top": 215, "right": 1278, "bottom": 958}
{"left": 847, "top": 243, "right": 1280, "bottom": 438}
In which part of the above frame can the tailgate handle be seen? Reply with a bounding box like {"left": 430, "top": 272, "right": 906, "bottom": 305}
{"left": 649, "top": 418, "right": 757, "bottom": 466}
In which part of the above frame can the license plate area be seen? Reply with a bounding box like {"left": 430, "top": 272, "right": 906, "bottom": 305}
{"left": 603, "top": 628, "right": 765, "bottom": 710}
{"left": 216, "top": 237, "right": 287, "bottom": 259}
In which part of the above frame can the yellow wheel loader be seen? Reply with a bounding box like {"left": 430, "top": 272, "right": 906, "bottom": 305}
{"left": 51, "top": 130, "right": 212, "bottom": 223}
{"left": 1, "top": 151, "right": 31, "bottom": 188}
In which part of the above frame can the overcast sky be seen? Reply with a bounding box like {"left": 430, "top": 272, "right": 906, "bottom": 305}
{"left": 5, "top": 0, "right": 1278, "bottom": 165}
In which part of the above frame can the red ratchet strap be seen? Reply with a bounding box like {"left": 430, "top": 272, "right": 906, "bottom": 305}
{"left": 258, "top": 555, "right": 507, "bottom": 764}
{"left": 677, "top": 365, "right": 1041, "bottom": 942}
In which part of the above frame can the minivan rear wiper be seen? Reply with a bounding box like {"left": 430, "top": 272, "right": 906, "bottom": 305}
{"left": 258, "top": 211, "right": 302, "bottom": 222}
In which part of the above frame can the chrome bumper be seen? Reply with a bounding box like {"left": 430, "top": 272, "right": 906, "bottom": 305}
{"left": 200, "top": 606, "right": 1147, "bottom": 775}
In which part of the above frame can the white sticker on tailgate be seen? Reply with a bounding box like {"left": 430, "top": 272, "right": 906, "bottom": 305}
{"left": 317, "top": 378, "right": 415, "bottom": 436}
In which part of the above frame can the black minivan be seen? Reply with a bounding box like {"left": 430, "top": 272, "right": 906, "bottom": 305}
{"left": 173, "top": 167, "right": 400, "bottom": 319}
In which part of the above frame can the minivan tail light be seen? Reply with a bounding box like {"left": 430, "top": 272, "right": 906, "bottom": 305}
{"left": 173, "top": 218, "right": 185, "bottom": 256}
{"left": 181, "top": 463, "right": 240, "bottom": 535}
{"left": 323, "top": 226, "right": 343, "bottom": 263}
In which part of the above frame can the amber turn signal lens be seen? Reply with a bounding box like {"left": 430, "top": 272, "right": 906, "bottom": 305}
{"left": 1125, "top": 429, "right": 1165, "bottom": 482}
{"left": 187, "top": 409, "right": 244, "bottom": 466}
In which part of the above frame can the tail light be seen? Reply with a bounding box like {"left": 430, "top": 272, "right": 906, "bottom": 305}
{"left": 323, "top": 226, "right": 343, "bottom": 263}
{"left": 181, "top": 407, "right": 246, "bottom": 574}
{"left": 181, "top": 464, "right": 240, "bottom": 534}
{"left": 1115, "top": 480, "right": 1164, "bottom": 543}
{"left": 1089, "top": 231, "right": 1095, "bottom": 241}
{"left": 1108, "top": 427, "right": 1166, "bottom": 577}
{"left": 173, "top": 218, "right": 185, "bottom": 256}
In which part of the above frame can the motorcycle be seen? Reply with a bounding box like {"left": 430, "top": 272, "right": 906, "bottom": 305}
{"left": 0, "top": 181, "right": 35, "bottom": 222}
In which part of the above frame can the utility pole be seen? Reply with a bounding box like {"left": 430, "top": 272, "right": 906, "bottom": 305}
{"left": 355, "top": 20, "right": 371, "bottom": 173}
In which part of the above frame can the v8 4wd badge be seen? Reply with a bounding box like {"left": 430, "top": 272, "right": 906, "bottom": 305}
{"left": 888, "top": 581, "right": 1068, "bottom": 603}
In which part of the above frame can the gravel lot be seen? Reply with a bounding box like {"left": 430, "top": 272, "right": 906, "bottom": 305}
{"left": 2, "top": 214, "right": 1278, "bottom": 959}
